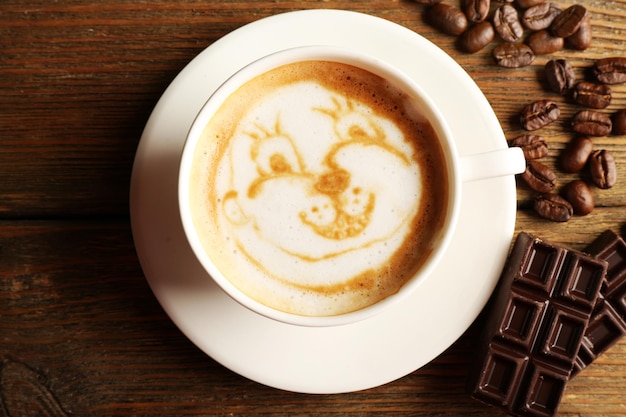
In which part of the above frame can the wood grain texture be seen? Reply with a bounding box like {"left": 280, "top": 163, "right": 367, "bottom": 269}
{"left": 2, "top": 0, "right": 626, "bottom": 415}
{"left": 5, "top": 221, "right": 625, "bottom": 416}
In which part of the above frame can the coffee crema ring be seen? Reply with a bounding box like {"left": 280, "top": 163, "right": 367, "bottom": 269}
{"left": 189, "top": 60, "right": 448, "bottom": 315}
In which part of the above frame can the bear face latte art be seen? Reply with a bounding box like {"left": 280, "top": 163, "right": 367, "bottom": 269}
{"left": 186, "top": 60, "right": 449, "bottom": 317}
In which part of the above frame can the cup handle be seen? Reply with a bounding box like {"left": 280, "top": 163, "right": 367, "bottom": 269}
{"left": 460, "top": 147, "right": 526, "bottom": 182}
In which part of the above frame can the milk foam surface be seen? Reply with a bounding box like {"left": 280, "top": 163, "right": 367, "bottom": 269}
{"left": 189, "top": 61, "right": 448, "bottom": 316}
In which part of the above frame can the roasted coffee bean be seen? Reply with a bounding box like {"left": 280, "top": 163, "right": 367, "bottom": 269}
{"left": 571, "top": 110, "right": 612, "bottom": 136}
{"left": 526, "top": 30, "right": 564, "bottom": 55}
{"left": 520, "top": 99, "right": 560, "bottom": 131}
{"left": 545, "top": 59, "right": 575, "bottom": 94}
{"left": 414, "top": 0, "right": 444, "bottom": 4}
{"left": 426, "top": 3, "right": 469, "bottom": 36}
{"left": 534, "top": 193, "right": 573, "bottom": 222}
{"left": 566, "top": 14, "right": 592, "bottom": 50}
{"left": 494, "top": 4, "right": 524, "bottom": 42}
{"left": 612, "top": 109, "right": 626, "bottom": 135}
{"left": 560, "top": 136, "right": 593, "bottom": 173}
{"left": 550, "top": 4, "right": 587, "bottom": 38}
{"left": 493, "top": 43, "right": 535, "bottom": 68}
{"left": 522, "top": 3, "right": 562, "bottom": 31}
{"left": 509, "top": 134, "right": 548, "bottom": 160}
{"left": 459, "top": 21, "right": 495, "bottom": 53}
{"left": 562, "top": 180, "right": 594, "bottom": 215}
{"left": 522, "top": 160, "right": 557, "bottom": 193}
{"left": 515, "top": 0, "right": 546, "bottom": 8}
{"left": 464, "top": 0, "right": 490, "bottom": 23}
{"left": 589, "top": 149, "right": 617, "bottom": 189}
{"left": 594, "top": 57, "right": 626, "bottom": 85}
{"left": 571, "top": 82, "right": 612, "bottom": 109}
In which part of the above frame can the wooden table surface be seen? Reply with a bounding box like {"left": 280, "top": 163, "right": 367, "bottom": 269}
{"left": 2, "top": 1, "right": 626, "bottom": 415}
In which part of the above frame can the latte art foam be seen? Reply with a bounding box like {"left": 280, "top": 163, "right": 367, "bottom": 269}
{"left": 189, "top": 60, "right": 448, "bottom": 316}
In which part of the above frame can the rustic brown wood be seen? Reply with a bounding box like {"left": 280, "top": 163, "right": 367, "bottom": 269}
{"left": 2, "top": 0, "right": 626, "bottom": 415}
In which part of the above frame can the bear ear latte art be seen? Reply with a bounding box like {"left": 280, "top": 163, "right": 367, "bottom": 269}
{"left": 184, "top": 56, "right": 450, "bottom": 318}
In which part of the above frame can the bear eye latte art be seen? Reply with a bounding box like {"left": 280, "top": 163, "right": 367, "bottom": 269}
{"left": 187, "top": 60, "right": 449, "bottom": 316}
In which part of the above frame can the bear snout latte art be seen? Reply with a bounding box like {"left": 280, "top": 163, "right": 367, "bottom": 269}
{"left": 187, "top": 60, "right": 449, "bottom": 316}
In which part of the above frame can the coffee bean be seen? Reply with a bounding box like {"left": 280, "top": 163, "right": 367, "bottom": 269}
{"left": 589, "top": 149, "right": 617, "bottom": 189}
{"left": 520, "top": 99, "right": 560, "bottom": 131}
{"left": 526, "top": 30, "right": 564, "bottom": 55}
{"left": 594, "top": 57, "right": 626, "bottom": 85}
{"left": 494, "top": 4, "right": 524, "bottom": 42}
{"left": 459, "top": 21, "right": 495, "bottom": 53}
{"left": 545, "top": 59, "right": 575, "bottom": 94}
{"left": 534, "top": 193, "right": 573, "bottom": 222}
{"left": 562, "top": 180, "right": 594, "bottom": 215}
{"left": 414, "top": 0, "right": 444, "bottom": 4}
{"left": 566, "top": 14, "right": 592, "bottom": 51}
{"left": 522, "top": 160, "right": 557, "bottom": 193}
{"left": 509, "top": 134, "right": 548, "bottom": 160}
{"left": 571, "top": 81, "right": 612, "bottom": 109}
{"left": 522, "top": 3, "right": 562, "bottom": 31}
{"left": 560, "top": 136, "right": 593, "bottom": 173}
{"left": 426, "top": 3, "right": 469, "bottom": 36}
{"left": 464, "top": 0, "right": 490, "bottom": 23}
{"left": 515, "top": 0, "right": 547, "bottom": 8}
{"left": 550, "top": 5, "right": 587, "bottom": 38}
{"left": 612, "top": 109, "right": 626, "bottom": 135}
{"left": 571, "top": 110, "right": 612, "bottom": 136}
{"left": 493, "top": 43, "right": 535, "bottom": 68}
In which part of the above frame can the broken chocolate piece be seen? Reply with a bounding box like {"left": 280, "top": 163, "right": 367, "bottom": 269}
{"left": 573, "top": 230, "right": 626, "bottom": 375}
{"left": 467, "top": 232, "right": 606, "bottom": 417}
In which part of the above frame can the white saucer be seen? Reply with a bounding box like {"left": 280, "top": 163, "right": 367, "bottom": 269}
{"left": 130, "top": 9, "right": 517, "bottom": 394}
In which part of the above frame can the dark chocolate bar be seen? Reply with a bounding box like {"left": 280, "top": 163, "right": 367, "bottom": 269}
{"left": 467, "top": 232, "right": 607, "bottom": 417}
{"left": 573, "top": 230, "right": 626, "bottom": 375}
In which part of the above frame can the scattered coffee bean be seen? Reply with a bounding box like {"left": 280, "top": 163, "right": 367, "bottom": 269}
{"left": 545, "top": 59, "right": 575, "bottom": 94}
{"left": 459, "top": 21, "right": 495, "bottom": 53}
{"left": 509, "top": 134, "right": 548, "bottom": 160}
{"left": 426, "top": 3, "right": 469, "bottom": 36}
{"left": 560, "top": 136, "right": 593, "bottom": 173}
{"left": 522, "top": 160, "right": 557, "bottom": 193}
{"left": 522, "top": 3, "right": 562, "bottom": 31}
{"left": 415, "top": 1, "right": 615, "bottom": 222}
{"left": 520, "top": 99, "right": 560, "bottom": 130}
{"left": 566, "top": 14, "right": 592, "bottom": 50}
{"left": 515, "top": 0, "right": 547, "bottom": 8}
{"left": 493, "top": 4, "right": 524, "bottom": 42}
{"left": 612, "top": 109, "right": 626, "bottom": 135}
{"left": 464, "top": 0, "right": 490, "bottom": 23}
{"left": 594, "top": 57, "right": 626, "bottom": 85}
{"left": 534, "top": 193, "right": 573, "bottom": 222}
{"left": 589, "top": 149, "right": 617, "bottom": 189}
{"left": 571, "top": 81, "right": 612, "bottom": 109}
{"left": 562, "top": 180, "right": 594, "bottom": 215}
{"left": 550, "top": 4, "right": 587, "bottom": 38}
{"left": 493, "top": 43, "right": 535, "bottom": 68}
{"left": 571, "top": 110, "right": 613, "bottom": 136}
{"left": 526, "top": 29, "right": 564, "bottom": 55}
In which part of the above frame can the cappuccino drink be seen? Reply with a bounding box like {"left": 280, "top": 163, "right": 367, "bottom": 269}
{"left": 186, "top": 59, "right": 449, "bottom": 316}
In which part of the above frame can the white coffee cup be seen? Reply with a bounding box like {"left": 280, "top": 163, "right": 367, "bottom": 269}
{"left": 178, "top": 45, "right": 525, "bottom": 327}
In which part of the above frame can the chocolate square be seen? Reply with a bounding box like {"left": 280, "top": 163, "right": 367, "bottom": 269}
{"left": 518, "top": 359, "right": 568, "bottom": 417}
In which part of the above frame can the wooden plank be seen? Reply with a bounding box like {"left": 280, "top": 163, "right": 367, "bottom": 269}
{"left": 0, "top": 220, "right": 490, "bottom": 415}
{"left": 1, "top": 218, "right": 625, "bottom": 415}
{"left": 2, "top": 0, "right": 626, "bottom": 217}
